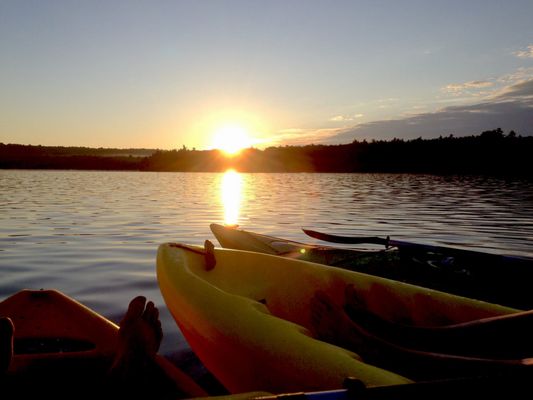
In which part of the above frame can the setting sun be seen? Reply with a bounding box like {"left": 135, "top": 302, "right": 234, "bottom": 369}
{"left": 212, "top": 125, "right": 252, "bottom": 156}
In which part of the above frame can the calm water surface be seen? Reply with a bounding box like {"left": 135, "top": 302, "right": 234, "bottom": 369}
{"left": 1, "top": 170, "right": 532, "bottom": 368}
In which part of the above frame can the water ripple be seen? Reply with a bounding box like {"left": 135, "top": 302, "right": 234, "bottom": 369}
{"left": 1, "top": 170, "right": 532, "bottom": 356}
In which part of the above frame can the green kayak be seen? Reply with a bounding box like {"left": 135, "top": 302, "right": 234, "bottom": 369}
{"left": 210, "top": 223, "right": 533, "bottom": 310}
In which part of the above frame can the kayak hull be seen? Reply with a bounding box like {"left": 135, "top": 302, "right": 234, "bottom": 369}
{"left": 157, "top": 242, "right": 518, "bottom": 394}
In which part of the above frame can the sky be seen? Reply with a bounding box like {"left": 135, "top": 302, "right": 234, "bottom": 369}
{"left": 1, "top": 0, "right": 532, "bottom": 150}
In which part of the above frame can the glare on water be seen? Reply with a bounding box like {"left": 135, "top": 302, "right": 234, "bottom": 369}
{"left": 220, "top": 169, "right": 243, "bottom": 226}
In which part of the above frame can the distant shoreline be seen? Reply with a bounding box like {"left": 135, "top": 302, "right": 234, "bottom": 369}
{"left": 2, "top": 129, "right": 532, "bottom": 177}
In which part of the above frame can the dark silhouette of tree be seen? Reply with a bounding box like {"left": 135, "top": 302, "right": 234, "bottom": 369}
{"left": 1, "top": 129, "right": 532, "bottom": 177}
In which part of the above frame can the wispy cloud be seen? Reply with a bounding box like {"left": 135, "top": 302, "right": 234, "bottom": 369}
{"left": 277, "top": 67, "right": 533, "bottom": 146}
{"left": 514, "top": 45, "right": 533, "bottom": 59}
{"left": 324, "top": 78, "right": 533, "bottom": 143}
{"left": 496, "top": 67, "right": 533, "bottom": 84}
{"left": 441, "top": 80, "right": 494, "bottom": 95}
{"left": 492, "top": 79, "right": 533, "bottom": 100}
{"left": 271, "top": 127, "right": 344, "bottom": 146}
{"left": 330, "top": 113, "right": 364, "bottom": 122}
{"left": 440, "top": 68, "right": 533, "bottom": 100}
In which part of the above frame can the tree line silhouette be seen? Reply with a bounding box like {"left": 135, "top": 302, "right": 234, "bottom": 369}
{"left": 1, "top": 129, "right": 531, "bottom": 177}
{"left": 0, "top": 145, "right": 152, "bottom": 170}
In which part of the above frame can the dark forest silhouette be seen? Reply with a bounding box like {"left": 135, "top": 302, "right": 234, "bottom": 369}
{"left": 1, "top": 129, "right": 531, "bottom": 177}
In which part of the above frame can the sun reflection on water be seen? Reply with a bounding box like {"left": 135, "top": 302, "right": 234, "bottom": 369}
{"left": 221, "top": 169, "right": 243, "bottom": 226}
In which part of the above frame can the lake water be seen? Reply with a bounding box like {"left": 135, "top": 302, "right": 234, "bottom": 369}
{"left": 1, "top": 170, "right": 532, "bottom": 383}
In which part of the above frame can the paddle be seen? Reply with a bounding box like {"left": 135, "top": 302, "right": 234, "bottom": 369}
{"left": 301, "top": 228, "right": 529, "bottom": 263}
{"left": 302, "top": 229, "right": 391, "bottom": 246}
{"left": 302, "top": 228, "right": 462, "bottom": 256}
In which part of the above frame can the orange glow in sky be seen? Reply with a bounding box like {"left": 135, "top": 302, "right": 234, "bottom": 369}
{"left": 2, "top": 3, "right": 532, "bottom": 148}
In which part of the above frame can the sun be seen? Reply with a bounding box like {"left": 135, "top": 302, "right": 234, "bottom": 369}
{"left": 211, "top": 124, "right": 252, "bottom": 156}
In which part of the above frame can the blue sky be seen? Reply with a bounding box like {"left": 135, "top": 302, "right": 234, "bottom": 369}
{"left": 1, "top": 0, "right": 532, "bottom": 149}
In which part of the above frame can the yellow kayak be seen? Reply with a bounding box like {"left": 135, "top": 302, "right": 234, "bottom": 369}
{"left": 157, "top": 242, "right": 519, "bottom": 394}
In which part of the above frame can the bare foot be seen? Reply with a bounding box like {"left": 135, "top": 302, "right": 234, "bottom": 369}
{"left": 108, "top": 297, "right": 208, "bottom": 398}
{"left": 0, "top": 317, "right": 14, "bottom": 374}
{"left": 119, "top": 296, "right": 162, "bottom": 358}
{"left": 109, "top": 296, "right": 163, "bottom": 382}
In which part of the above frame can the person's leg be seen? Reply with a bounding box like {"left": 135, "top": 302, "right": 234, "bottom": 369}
{"left": 108, "top": 296, "right": 207, "bottom": 398}
{"left": 108, "top": 296, "right": 164, "bottom": 384}
{"left": 110, "top": 296, "right": 162, "bottom": 375}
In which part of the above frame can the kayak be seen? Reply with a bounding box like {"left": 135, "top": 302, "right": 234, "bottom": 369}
{"left": 210, "top": 224, "right": 533, "bottom": 309}
{"left": 0, "top": 289, "right": 206, "bottom": 397}
{"left": 210, "top": 223, "right": 386, "bottom": 265}
{"left": 157, "top": 242, "right": 519, "bottom": 394}
{"left": 0, "top": 289, "right": 118, "bottom": 378}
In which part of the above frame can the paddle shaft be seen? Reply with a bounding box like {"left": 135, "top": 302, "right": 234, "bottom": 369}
{"left": 302, "top": 228, "right": 529, "bottom": 263}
